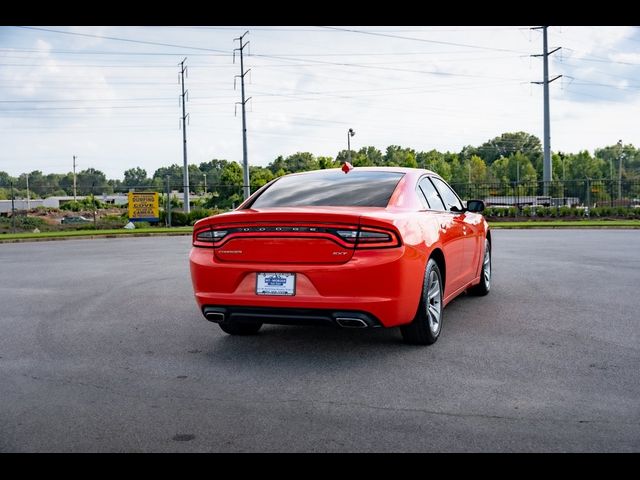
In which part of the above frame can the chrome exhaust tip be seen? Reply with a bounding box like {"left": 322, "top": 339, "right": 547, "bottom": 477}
{"left": 205, "top": 312, "right": 225, "bottom": 323}
{"left": 335, "top": 317, "right": 368, "bottom": 328}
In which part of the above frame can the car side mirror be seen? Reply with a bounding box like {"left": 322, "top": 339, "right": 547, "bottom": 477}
{"left": 466, "top": 200, "right": 485, "bottom": 213}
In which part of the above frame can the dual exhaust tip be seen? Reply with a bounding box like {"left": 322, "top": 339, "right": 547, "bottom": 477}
{"left": 204, "top": 311, "right": 369, "bottom": 328}
{"left": 335, "top": 317, "right": 368, "bottom": 328}
{"left": 205, "top": 312, "right": 225, "bottom": 323}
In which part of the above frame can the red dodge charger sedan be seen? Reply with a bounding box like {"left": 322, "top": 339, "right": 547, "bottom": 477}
{"left": 189, "top": 167, "right": 491, "bottom": 345}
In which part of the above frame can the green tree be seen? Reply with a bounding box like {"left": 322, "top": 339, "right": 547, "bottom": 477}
{"left": 216, "top": 161, "right": 244, "bottom": 209}
{"left": 76, "top": 168, "right": 109, "bottom": 195}
{"left": 317, "top": 156, "right": 338, "bottom": 169}
{"left": 356, "top": 146, "right": 383, "bottom": 166}
{"left": 467, "top": 155, "right": 488, "bottom": 183}
{"left": 595, "top": 142, "right": 640, "bottom": 181}
{"left": 384, "top": 145, "right": 416, "bottom": 167}
{"left": 250, "top": 166, "right": 274, "bottom": 189}
{"left": 416, "top": 150, "right": 453, "bottom": 182}
{"left": 0, "top": 171, "right": 13, "bottom": 187}
{"left": 153, "top": 164, "right": 184, "bottom": 192}
{"left": 267, "top": 155, "right": 286, "bottom": 174}
{"left": 475, "top": 132, "right": 542, "bottom": 167}
{"left": 282, "top": 152, "right": 318, "bottom": 173}
{"left": 123, "top": 167, "right": 149, "bottom": 188}
{"left": 564, "top": 150, "right": 605, "bottom": 180}
{"left": 335, "top": 149, "right": 355, "bottom": 164}
{"left": 199, "top": 159, "right": 230, "bottom": 188}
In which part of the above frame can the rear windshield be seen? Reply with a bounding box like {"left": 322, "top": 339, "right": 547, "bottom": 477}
{"left": 248, "top": 170, "right": 405, "bottom": 208}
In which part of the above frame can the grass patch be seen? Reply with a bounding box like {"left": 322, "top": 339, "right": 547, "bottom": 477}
{"left": 0, "top": 226, "right": 193, "bottom": 241}
{"left": 489, "top": 220, "right": 640, "bottom": 229}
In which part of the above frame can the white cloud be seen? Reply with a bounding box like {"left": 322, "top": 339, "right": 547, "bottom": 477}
{"left": 0, "top": 26, "right": 639, "bottom": 179}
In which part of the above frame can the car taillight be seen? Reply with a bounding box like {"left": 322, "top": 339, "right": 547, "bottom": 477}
{"left": 193, "top": 227, "right": 227, "bottom": 247}
{"left": 357, "top": 230, "right": 392, "bottom": 243}
{"left": 335, "top": 229, "right": 359, "bottom": 242}
{"left": 335, "top": 227, "right": 400, "bottom": 249}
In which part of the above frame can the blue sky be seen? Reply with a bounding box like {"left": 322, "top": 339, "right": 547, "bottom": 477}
{"left": 1, "top": 26, "right": 639, "bottom": 179}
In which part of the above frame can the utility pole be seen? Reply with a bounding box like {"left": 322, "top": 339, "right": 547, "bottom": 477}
{"left": 234, "top": 31, "right": 252, "bottom": 200}
{"left": 203, "top": 173, "right": 207, "bottom": 195}
{"left": 10, "top": 181, "right": 16, "bottom": 233}
{"left": 26, "top": 173, "right": 30, "bottom": 211}
{"left": 532, "top": 26, "right": 562, "bottom": 196}
{"left": 166, "top": 175, "right": 172, "bottom": 227}
{"left": 179, "top": 58, "right": 190, "bottom": 214}
{"left": 73, "top": 155, "right": 77, "bottom": 201}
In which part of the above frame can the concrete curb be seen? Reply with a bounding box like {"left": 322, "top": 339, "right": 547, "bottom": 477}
{"left": 0, "top": 231, "right": 192, "bottom": 244}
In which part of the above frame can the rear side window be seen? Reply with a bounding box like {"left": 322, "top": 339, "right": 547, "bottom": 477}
{"left": 418, "top": 177, "right": 446, "bottom": 211}
{"left": 248, "top": 170, "right": 405, "bottom": 208}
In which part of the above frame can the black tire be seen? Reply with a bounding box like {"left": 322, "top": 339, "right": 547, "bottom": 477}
{"left": 469, "top": 238, "right": 491, "bottom": 296}
{"left": 218, "top": 321, "right": 262, "bottom": 336}
{"left": 400, "top": 258, "right": 444, "bottom": 345}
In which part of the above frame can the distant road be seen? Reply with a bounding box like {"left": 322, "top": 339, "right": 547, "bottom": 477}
{"left": 0, "top": 232, "right": 638, "bottom": 452}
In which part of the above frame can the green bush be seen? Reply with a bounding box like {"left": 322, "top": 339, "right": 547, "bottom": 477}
{"left": 16, "top": 216, "right": 47, "bottom": 229}
{"left": 170, "top": 211, "right": 189, "bottom": 227}
{"left": 522, "top": 207, "right": 531, "bottom": 217}
{"left": 35, "top": 206, "right": 61, "bottom": 214}
{"left": 188, "top": 209, "right": 213, "bottom": 225}
{"left": 59, "top": 195, "right": 107, "bottom": 212}
{"left": 60, "top": 200, "right": 82, "bottom": 212}
{"left": 559, "top": 206, "right": 571, "bottom": 217}
{"left": 188, "top": 208, "right": 221, "bottom": 225}
{"left": 533, "top": 206, "right": 547, "bottom": 217}
{"left": 99, "top": 215, "right": 127, "bottom": 229}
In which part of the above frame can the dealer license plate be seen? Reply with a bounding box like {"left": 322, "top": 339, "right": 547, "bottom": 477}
{"left": 256, "top": 272, "right": 296, "bottom": 296}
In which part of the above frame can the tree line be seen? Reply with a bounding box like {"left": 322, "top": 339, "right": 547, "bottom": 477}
{"left": 1, "top": 132, "right": 639, "bottom": 209}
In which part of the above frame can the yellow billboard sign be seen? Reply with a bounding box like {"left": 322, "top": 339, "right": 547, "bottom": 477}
{"left": 128, "top": 192, "right": 159, "bottom": 222}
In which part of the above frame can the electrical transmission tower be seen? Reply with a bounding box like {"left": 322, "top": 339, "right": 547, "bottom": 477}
{"left": 234, "top": 31, "right": 252, "bottom": 201}
{"left": 179, "top": 58, "right": 190, "bottom": 214}
{"left": 531, "top": 26, "right": 562, "bottom": 196}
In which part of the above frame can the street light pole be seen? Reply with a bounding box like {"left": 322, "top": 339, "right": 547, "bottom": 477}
{"left": 618, "top": 139, "right": 624, "bottom": 201}
{"left": 73, "top": 155, "right": 77, "bottom": 202}
{"left": 10, "top": 180, "right": 16, "bottom": 233}
{"left": 347, "top": 128, "right": 355, "bottom": 164}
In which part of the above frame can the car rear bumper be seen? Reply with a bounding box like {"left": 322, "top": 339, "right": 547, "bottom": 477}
{"left": 202, "top": 305, "right": 383, "bottom": 328}
{"left": 189, "top": 245, "right": 425, "bottom": 328}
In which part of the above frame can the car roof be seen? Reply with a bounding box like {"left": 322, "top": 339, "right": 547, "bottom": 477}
{"left": 286, "top": 166, "right": 438, "bottom": 177}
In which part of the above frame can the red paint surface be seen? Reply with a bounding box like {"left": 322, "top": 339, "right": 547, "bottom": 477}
{"left": 189, "top": 167, "right": 489, "bottom": 327}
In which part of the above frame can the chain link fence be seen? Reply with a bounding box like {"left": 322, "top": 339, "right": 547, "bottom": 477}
{"left": 451, "top": 179, "right": 640, "bottom": 208}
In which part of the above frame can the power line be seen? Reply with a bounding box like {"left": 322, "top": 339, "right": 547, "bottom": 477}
{"left": 12, "top": 26, "right": 230, "bottom": 53}
{"left": 315, "top": 26, "right": 531, "bottom": 54}
{"left": 0, "top": 46, "right": 522, "bottom": 58}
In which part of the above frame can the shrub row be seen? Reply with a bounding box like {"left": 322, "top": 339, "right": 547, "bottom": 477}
{"left": 158, "top": 208, "right": 221, "bottom": 226}
{"left": 483, "top": 206, "right": 640, "bottom": 219}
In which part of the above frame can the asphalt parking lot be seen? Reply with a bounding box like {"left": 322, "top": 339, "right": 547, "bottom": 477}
{"left": 0, "top": 230, "right": 639, "bottom": 452}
